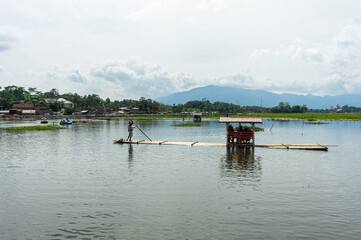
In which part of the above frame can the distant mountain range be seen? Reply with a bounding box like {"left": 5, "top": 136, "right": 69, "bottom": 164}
{"left": 155, "top": 85, "right": 361, "bottom": 109}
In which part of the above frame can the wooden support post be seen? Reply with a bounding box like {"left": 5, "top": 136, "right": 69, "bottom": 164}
{"left": 226, "top": 123, "right": 229, "bottom": 146}
{"left": 238, "top": 123, "right": 241, "bottom": 147}
{"left": 252, "top": 123, "right": 255, "bottom": 147}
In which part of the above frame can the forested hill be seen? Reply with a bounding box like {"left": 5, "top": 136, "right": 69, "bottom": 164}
{"left": 155, "top": 85, "right": 361, "bottom": 109}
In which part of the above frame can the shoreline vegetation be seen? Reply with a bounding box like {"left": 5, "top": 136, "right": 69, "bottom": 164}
{"left": 1, "top": 113, "right": 361, "bottom": 123}
{"left": 123, "top": 113, "right": 361, "bottom": 122}
{"left": 246, "top": 113, "right": 361, "bottom": 121}
{"left": 305, "top": 121, "right": 330, "bottom": 125}
{"left": 1, "top": 86, "right": 361, "bottom": 124}
{"left": 0, "top": 126, "right": 64, "bottom": 131}
{"left": 172, "top": 123, "right": 204, "bottom": 127}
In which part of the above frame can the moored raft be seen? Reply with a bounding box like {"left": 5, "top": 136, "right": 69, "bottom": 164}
{"left": 114, "top": 117, "right": 328, "bottom": 151}
{"left": 113, "top": 140, "right": 328, "bottom": 151}
{"left": 255, "top": 143, "right": 328, "bottom": 151}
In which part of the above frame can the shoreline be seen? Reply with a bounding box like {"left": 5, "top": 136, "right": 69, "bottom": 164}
{"left": 1, "top": 113, "right": 361, "bottom": 122}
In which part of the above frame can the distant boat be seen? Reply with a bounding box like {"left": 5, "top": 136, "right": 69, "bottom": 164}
{"left": 60, "top": 118, "right": 72, "bottom": 125}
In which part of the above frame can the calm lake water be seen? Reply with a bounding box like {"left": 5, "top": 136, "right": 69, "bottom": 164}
{"left": 1, "top": 119, "right": 361, "bottom": 239}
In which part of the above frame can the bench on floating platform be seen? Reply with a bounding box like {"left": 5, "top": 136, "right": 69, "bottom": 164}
{"left": 228, "top": 131, "right": 254, "bottom": 144}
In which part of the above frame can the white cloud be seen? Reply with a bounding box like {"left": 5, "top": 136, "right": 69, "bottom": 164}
{"left": 334, "top": 18, "right": 361, "bottom": 47}
{"left": 0, "top": 66, "right": 4, "bottom": 73}
{"left": 2, "top": 1, "right": 361, "bottom": 98}
{"left": 68, "top": 70, "right": 87, "bottom": 83}
{"left": 2, "top": 52, "right": 361, "bottom": 100}
{"left": 90, "top": 58, "right": 199, "bottom": 99}
{"left": 126, "top": 0, "right": 226, "bottom": 21}
{"left": 248, "top": 18, "right": 361, "bottom": 95}
{"left": 46, "top": 71, "right": 60, "bottom": 80}
{"left": 126, "top": 1, "right": 179, "bottom": 21}
{"left": 195, "top": 0, "right": 226, "bottom": 12}
{"left": 251, "top": 41, "right": 327, "bottom": 63}
{"left": 323, "top": 18, "right": 361, "bottom": 94}
{"left": 250, "top": 49, "right": 272, "bottom": 59}
{"left": 0, "top": 27, "right": 17, "bottom": 52}
{"left": 24, "top": 69, "right": 37, "bottom": 77}
{"left": 89, "top": 58, "right": 308, "bottom": 99}
{"left": 19, "top": 66, "right": 90, "bottom": 96}
{"left": 291, "top": 47, "right": 326, "bottom": 63}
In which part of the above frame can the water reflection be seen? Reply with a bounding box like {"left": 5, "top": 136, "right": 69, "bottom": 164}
{"left": 220, "top": 147, "right": 262, "bottom": 188}
{"left": 128, "top": 144, "right": 134, "bottom": 169}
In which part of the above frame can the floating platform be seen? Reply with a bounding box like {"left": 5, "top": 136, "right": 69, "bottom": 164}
{"left": 113, "top": 140, "right": 328, "bottom": 151}
{"left": 254, "top": 143, "right": 328, "bottom": 151}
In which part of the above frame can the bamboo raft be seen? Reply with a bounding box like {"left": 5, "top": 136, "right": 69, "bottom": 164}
{"left": 113, "top": 140, "right": 328, "bottom": 151}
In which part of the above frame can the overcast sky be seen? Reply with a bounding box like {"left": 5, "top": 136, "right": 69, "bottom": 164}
{"left": 1, "top": 0, "right": 361, "bottom": 100}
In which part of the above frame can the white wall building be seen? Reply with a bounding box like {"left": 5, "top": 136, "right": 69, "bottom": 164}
{"left": 57, "top": 98, "right": 74, "bottom": 108}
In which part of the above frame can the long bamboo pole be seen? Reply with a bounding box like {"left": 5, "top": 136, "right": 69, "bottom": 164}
{"left": 131, "top": 120, "right": 152, "bottom": 141}
{"left": 125, "top": 114, "right": 152, "bottom": 141}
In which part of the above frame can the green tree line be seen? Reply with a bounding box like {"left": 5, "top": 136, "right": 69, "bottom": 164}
{"left": 0, "top": 85, "right": 170, "bottom": 113}
{"left": 2, "top": 85, "right": 361, "bottom": 114}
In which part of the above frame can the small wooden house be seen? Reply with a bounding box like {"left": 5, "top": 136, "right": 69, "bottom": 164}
{"left": 193, "top": 113, "right": 202, "bottom": 122}
{"left": 219, "top": 117, "right": 263, "bottom": 147}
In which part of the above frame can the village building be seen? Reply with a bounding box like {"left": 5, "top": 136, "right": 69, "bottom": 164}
{"left": 117, "top": 106, "right": 139, "bottom": 114}
{"left": 44, "top": 98, "right": 57, "bottom": 104}
{"left": 0, "top": 110, "right": 10, "bottom": 115}
{"left": 12, "top": 103, "right": 36, "bottom": 115}
{"left": 86, "top": 106, "right": 111, "bottom": 116}
{"left": 57, "top": 98, "right": 74, "bottom": 108}
{"left": 35, "top": 106, "right": 51, "bottom": 115}
{"left": 72, "top": 104, "right": 82, "bottom": 115}
{"left": 120, "top": 105, "right": 130, "bottom": 113}
{"left": 9, "top": 103, "right": 51, "bottom": 115}
{"left": 130, "top": 107, "right": 139, "bottom": 114}
{"left": 81, "top": 110, "right": 89, "bottom": 115}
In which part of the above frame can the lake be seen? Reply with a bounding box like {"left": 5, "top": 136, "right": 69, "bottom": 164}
{"left": 1, "top": 119, "right": 361, "bottom": 239}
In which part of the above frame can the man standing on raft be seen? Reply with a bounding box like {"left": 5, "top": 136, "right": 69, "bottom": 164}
{"left": 126, "top": 120, "right": 135, "bottom": 141}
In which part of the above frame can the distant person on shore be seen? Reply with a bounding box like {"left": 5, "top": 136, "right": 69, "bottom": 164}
{"left": 126, "top": 120, "right": 135, "bottom": 141}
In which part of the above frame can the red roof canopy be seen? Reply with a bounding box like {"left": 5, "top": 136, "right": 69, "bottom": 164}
{"left": 219, "top": 117, "right": 263, "bottom": 124}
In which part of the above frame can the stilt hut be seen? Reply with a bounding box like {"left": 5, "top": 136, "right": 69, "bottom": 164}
{"left": 193, "top": 113, "right": 202, "bottom": 123}
{"left": 219, "top": 117, "right": 263, "bottom": 147}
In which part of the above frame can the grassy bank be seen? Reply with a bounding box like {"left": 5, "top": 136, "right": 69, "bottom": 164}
{"left": 172, "top": 123, "right": 204, "bottom": 127}
{"left": 305, "top": 122, "right": 330, "bottom": 125}
{"left": 254, "top": 127, "right": 264, "bottom": 131}
{"left": 249, "top": 113, "right": 361, "bottom": 121}
{"left": 0, "top": 126, "right": 64, "bottom": 131}
{"left": 121, "top": 115, "right": 187, "bottom": 120}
